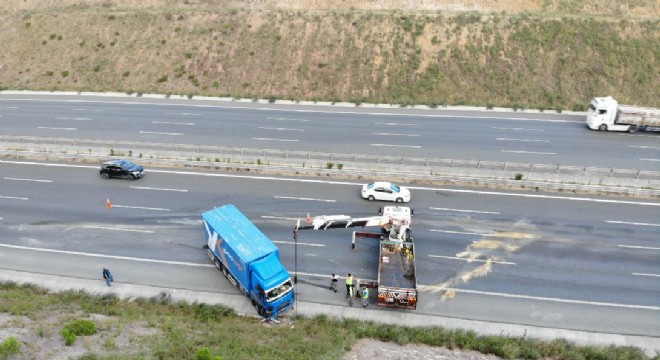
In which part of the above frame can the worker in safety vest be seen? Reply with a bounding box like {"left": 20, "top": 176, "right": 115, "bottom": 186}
{"left": 345, "top": 273, "right": 353, "bottom": 298}
{"left": 361, "top": 286, "right": 369, "bottom": 307}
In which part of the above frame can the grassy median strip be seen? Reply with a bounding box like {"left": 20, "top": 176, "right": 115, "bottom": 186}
{"left": 0, "top": 282, "right": 652, "bottom": 360}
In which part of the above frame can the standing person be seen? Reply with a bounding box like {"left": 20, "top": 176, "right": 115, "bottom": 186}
{"left": 330, "top": 273, "right": 339, "bottom": 293}
{"left": 102, "top": 267, "right": 114, "bottom": 287}
{"left": 362, "top": 286, "right": 369, "bottom": 307}
{"left": 345, "top": 273, "right": 353, "bottom": 298}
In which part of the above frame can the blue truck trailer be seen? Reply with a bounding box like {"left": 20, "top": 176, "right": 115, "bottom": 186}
{"left": 202, "top": 205, "right": 294, "bottom": 319}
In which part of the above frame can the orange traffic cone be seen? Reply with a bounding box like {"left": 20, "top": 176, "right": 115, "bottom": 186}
{"left": 306, "top": 213, "right": 311, "bottom": 224}
{"left": 106, "top": 198, "right": 112, "bottom": 209}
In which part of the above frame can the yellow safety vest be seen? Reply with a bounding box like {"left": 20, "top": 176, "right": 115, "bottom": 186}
{"left": 345, "top": 276, "right": 353, "bottom": 286}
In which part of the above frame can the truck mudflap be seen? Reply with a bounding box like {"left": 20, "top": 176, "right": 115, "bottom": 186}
{"left": 377, "top": 287, "right": 417, "bottom": 309}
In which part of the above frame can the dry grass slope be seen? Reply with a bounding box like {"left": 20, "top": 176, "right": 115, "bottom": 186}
{"left": 0, "top": 1, "right": 658, "bottom": 109}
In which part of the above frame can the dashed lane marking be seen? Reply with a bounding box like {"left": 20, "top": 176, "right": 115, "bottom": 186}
{"left": 428, "top": 254, "right": 516, "bottom": 265}
{"left": 274, "top": 196, "right": 336, "bottom": 203}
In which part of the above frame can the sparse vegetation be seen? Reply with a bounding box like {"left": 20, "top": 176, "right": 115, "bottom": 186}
{"left": 0, "top": 1, "right": 656, "bottom": 108}
{"left": 0, "top": 282, "right": 653, "bottom": 359}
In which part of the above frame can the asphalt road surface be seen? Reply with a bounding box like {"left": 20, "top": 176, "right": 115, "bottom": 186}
{"left": 1, "top": 94, "right": 659, "bottom": 170}
{"left": 0, "top": 160, "right": 658, "bottom": 338}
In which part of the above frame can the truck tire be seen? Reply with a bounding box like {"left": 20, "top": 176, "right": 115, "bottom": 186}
{"left": 598, "top": 124, "right": 608, "bottom": 131}
{"left": 213, "top": 258, "right": 221, "bottom": 271}
{"left": 257, "top": 305, "right": 266, "bottom": 317}
{"left": 628, "top": 125, "right": 638, "bottom": 133}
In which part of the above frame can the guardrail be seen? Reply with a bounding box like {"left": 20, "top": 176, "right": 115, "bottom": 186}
{"left": 2, "top": 134, "right": 659, "bottom": 181}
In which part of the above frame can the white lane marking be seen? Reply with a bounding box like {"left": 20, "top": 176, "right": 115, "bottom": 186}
{"left": 3, "top": 159, "right": 660, "bottom": 207}
{"left": 373, "top": 122, "right": 418, "bottom": 126}
{"left": 633, "top": 273, "right": 660, "bottom": 278}
{"left": 429, "top": 254, "right": 516, "bottom": 265}
{"left": 165, "top": 112, "right": 204, "bottom": 116}
{"left": 3, "top": 106, "right": 19, "bottom": 109}
{"left": 273, "top": 241, "right": 325, "bottom": 247}
{"left": 261, "top": 215, "right": 299, "bottom": 221}
{"left": 501, "top": 150, "right": 557, "bottom": 155}
{"left": 258, "top": 127, "right": 305, "bottom": 132}
{"left": 492, "top": 127, "right": 544, "bottom": 132}
{"left": 619, "top": 133, "right": 658, "bottom": 138}
{"left": 606, "top": 220, "right": 660, "bottom": 227}
{"left": 496, "top": 138, "right": 550, "bottom": 143}
{"left": 252, "top": 137, "right": 299, "bottom": 142}
{"left": 430, "top": 229, "right": 490, "bottom": 236}
{"left": 82, "top": 226, "right": 154, "bottom": 234}
{"left": 372, "top": 132, "right": 420, "bottom": 137}
{"left": 0, "top": 216, "right": 4, "bottom": 220}
{"left": 72, "top": 108, "right": 103, "bottom": 112}
{"left": 0, "top": 195, "right": 28, "bottom": 200}
{"left": 38, "top": 127, "right": 77, "bottom": 131}
{"left": 111, "top": 205, "right": 170, "bottom": 211}
{"left": 4, "top": 98, "right": 583, "bottom": 123}
{"left": 370, "top": 143, "right": 422, "bottom": 149}
{"left": 139, "top": 131, "right": 184, "bottom": 136}
{"left": 629, "top": 145, "right": 660, "bottom": 150}
{"left": 4, "top": 177, "right": 53, "bottom": 183}
{"left": 267, "top": 117, "right": 310, "bottom": 122}
{"left": 640, "top": 158, "right": 660, "bottom": 162}
{"left": 0, "top": 240, "right": 656, "bottom": 310}
{"left": 54, "top": 117, "right": 92, "bottom": 121}
{"left": 618, "top": 245, "right": 660, "bottom": 250}
{"left": 430, "top": 207, "right": 500, "bottom": 215}
{"left": 130, "top": 186, "right": 188, "bottom": 192}
{"left": 0, "top": 243, "right": 212, "bottom": 267}
{"left": 274, "top": 196, "right": 336, "bottom": 203}
{"left": 152, "top": 121, "right": 195, "bottom": 125}
{"left": 449, "top": 288, "right": 660, "bottom": 311}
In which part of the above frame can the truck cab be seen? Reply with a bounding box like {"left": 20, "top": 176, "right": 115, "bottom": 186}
{"left": 586, "top": 96, "right": 630, "bottom": 132}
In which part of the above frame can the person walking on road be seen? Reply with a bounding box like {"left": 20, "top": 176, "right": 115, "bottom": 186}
{"left": 361, "top": 286, "right": 369, "bottom": 307}
{"left": 345, "top": 273, "right": 353, "bottom": 298}
{"left": 330, "top": 273, "right": 339, "bottom": 293}
{"left": 102, "top": 267, "right": 114, "bottom": 287}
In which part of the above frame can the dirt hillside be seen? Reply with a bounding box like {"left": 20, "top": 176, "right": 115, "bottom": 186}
{"left": 0, "top": 1, "right": 658, "bottom": 108}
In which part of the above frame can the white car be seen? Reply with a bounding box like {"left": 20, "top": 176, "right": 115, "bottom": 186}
{"left": 361, "top": 182, "right": 411, "bottom": 203}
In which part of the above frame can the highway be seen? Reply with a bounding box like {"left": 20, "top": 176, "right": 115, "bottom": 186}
{"left": 0, "top": 159, "right": 658, "bottom": 339}
{"left": 1, "top": 94, "right": 659, "bottom": 170}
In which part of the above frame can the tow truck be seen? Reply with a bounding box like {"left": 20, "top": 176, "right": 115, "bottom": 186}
{"left": 295, "top": 206, "right": 417, "bottom": 309}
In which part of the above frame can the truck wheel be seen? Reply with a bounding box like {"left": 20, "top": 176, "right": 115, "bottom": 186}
{"left": 598, "top": 124, "right": 607, "bottom": 131}
{"left": 213, "top": 258, "right": 221, "bottom": 271}
{"left": 628, "top": 125, "right": 638, "bottom": 133}
{"left": 257, "top": 306, "right": 266, "bottom": 317}
{"left": 368, "top": 195, "right": 375, "bottom": 201}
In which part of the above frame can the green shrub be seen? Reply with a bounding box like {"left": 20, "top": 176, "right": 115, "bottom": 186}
{"left": 326, "top": 162, "right": 334, "bottom": 169}
{"left": 61, "top": 328, "right": 76, "bottom": 346}
{"left": 64, "top": 319, "right": 97, "bottom": 336}
{"left": 61, "top": 71, "right": 69, "bottom": 77}
{"left": 514, "top": 173, "right": 524, "bottom": 180}
{"left": 196, "top": 347, "right": 212, "bottom": 360}
{"left": 0, "top": 336, "right": 21, "bottom": 358}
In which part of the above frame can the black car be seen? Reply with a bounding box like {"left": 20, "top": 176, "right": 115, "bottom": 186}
{"left": 99, "top": 160, "right": 145, "bottom": 180}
